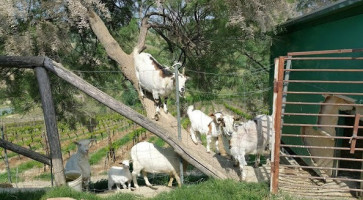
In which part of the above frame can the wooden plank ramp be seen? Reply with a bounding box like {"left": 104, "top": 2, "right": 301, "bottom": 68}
{"left": 41, "top": 57, "right": 244, "bottom": 180}
{"left": 0, "top": 56, "right": 250, "bottom": 182}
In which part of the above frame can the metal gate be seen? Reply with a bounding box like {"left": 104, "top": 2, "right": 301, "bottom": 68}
{"left": 271, "top": 49, "right": 363, "bottom": 199}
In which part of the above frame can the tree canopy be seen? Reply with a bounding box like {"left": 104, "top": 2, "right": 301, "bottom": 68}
{"left": 0, "top": 0, "right": 336, "bottom": 124}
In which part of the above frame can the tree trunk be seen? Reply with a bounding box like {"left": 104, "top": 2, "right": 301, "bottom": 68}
{"left": 86, "top": 10, "right": 241, "bottom": 180}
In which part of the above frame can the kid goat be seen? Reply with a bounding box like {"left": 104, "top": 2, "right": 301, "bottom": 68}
{"left": 134, "top": 51, "right": 189, "bottom": 120}
{"left": 108, "top": 160, "right": 132, "bottom": 191}
{"left": 187, "top": 105, "right": 224, "bottom": 153}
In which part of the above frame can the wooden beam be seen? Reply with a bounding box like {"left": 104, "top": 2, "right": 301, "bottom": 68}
{"left": 0, "top": 139, "right": 50, "bottom": 165}
{"left": 0, "top": 56, "right": 226, "bottom": 179}
{"left": 43, "top": 58, "right": 226, "bottom": 179}
{"left": 0, "top": 56, "right": 44, "bottom": 68}
{"left": 35, "top": 66, "right": 66, "bottom": 186}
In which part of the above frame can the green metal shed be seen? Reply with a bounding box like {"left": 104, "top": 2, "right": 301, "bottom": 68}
{"left": 270, "top": 0, "right": 363, "bottom": 197}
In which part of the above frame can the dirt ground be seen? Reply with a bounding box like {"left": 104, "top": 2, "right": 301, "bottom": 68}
{"left": 97, "top": 185, "right": 173, "bottom": 198}
{"left": 1, "top": 180, "right": 173, "bottom": 199}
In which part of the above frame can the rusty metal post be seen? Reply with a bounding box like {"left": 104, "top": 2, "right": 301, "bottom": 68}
{"left": 271, "top": 56, "right": 285, "bottom": 194}
{"left": 350, "top": 113, "right": 360, "bottom": 154}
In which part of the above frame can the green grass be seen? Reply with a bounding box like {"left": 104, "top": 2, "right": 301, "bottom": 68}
{"left": 154, "top": 137, "right": 166, "bottom": 147}
{"left": 0, "top": 160, "right": 43, "bottom": 182}
{"left": 223, "top": 103, "right": 253, "bottom": 119}
{"left": 35, "top": 172, "right": 52, "bottom": 181}
{"left": 0, "top": 179, "right": 297, "bottom": 200}
{"left": 154, "top": 179, "right": 270, "bottom": 200}
{"left": 89, "top": 128, "right": 146, "bottom": 165}
{"left": 0, "top": 189, "right": 46, "bottom": 200}
{"left": 148, "top": 136, "right": 166, "bottom": 147}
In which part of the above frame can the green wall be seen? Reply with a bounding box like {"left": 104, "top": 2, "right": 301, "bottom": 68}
{"left": 270, "top": 2, "right": 363, "bottom": 159}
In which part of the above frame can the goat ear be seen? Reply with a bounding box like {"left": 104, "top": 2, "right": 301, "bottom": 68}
{"left": 209, "top": 113, "right": 215, "bottom": 117}
{"left": 74, "top": 141, "right": 80, "bottom": 145}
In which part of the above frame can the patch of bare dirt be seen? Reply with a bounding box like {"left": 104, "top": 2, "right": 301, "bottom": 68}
{"left": 97, "top": 185, "right": 173, "bottom": 198}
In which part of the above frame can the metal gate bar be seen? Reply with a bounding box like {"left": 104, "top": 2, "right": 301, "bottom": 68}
{"left": 282, "top": 134, "right": 363, "bottom": 140}
{"left": 281, "top": 154, "right": 363, "bottom": 162}
{"left": 281, "top": 144, "right": 363, "bottom": 151}
{"left": 285, "top": 102, "right": 363, "bottom": 106}
{"left": 284, "top": 80, "right": 363, "bottom": 84}
{"left": 282, "top": 113, "right": 359, "bottom": 117}
{"left": 280, "top": 174, "right": 363, "bottom": 183}
{"left": 271, "top": 49, "right": 363, "bottom": 196}
{"left": 287, "top": 49, "right": 363, "bottom": 56}
{"left": 285, "top": 69, "right": 363, "bottom": 72}
{"left": 280, "top": 164, "right": 363, "bottom": 172}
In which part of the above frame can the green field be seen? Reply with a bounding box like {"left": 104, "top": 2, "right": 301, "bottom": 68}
{"left": 0, "top": 179, "right": 297, "bottom": 200}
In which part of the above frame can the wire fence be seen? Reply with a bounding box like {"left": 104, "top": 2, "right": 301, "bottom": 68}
{"left": 0, "top": 62, "right": 272, "bottom": 194}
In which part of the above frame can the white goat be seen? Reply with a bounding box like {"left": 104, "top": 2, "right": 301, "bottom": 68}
{"left": 65, "top": 139, "right": 94, "bottom": 190}
{"left": 229, "top": 115, "right": 274, "bottom": 180}
{"left": 134, "top": 51, "right": 189, "bottom": 120}
{"left": 130, "top": 142, "right": 184, "bottom": 189}
{"left": 108, "top": 160, "right": 132, "bottom": 191}
{"left": 215, "top": 113, "right": 239, "bottom": 156}
{"left": 187, "top": 105, "right": 223, "bottom": 153}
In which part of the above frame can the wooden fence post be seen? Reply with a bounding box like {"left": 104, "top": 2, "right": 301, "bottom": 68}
{"left": 35, "top": 67, "right": 66, "bottom": 186}
{"left": 1, "top": 125, "right": 12, "bottom": 183}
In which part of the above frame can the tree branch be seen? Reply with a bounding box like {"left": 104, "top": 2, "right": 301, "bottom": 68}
{"left": 87, "top": 10, "right": 130, "bottom": 63}
{"left": 243, "top": 52, "right": 269, "bottom": 72}
{"left": 134, "top": 12, "right": 172, "bottom": 54}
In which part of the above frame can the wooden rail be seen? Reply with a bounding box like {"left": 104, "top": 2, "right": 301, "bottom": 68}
{"left": 0, "top": 56, "right": 228, "bottom": 184}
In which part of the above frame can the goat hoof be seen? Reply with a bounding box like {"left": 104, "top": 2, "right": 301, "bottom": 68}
{"left": 153, "top": 115, "right": 159, "bottom": 121}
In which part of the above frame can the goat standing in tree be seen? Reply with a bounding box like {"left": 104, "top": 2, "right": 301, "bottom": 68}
{"left": 134, "top": 50, "right": 189, "bottom": 120}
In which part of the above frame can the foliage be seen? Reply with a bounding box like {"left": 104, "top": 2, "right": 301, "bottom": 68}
{"left": 148, "top": 136, "right": 165, "bottom": 147}
{"left": 89, "top": 127, "right": 145, "bottom": 165}
{"left": 294, "top": 0, "right": 340, "bottom": 15}
{"left": 0, "top": 0, "right": 136, "bottom": 126}
{"left": 0, "top": 179, "right": 300, "bottom": 200}
{"left": 223, "top": 103, "right": 253, "bottom": 120}
{"left": 154, "top": 179, "right": 270, "bottom": 200}
{"left": 0, "top": 160, "right": 42, "bottom": 182}
{"left": 35, "top": 173, "right": 52, "bottom": 181}
{"left": 0, "top": 189, "right": 46, "bottom": 200}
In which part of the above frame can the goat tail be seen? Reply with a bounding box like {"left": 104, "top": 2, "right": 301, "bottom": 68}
{"left": 187, "top": 105, "right": 194, "bottom": 115}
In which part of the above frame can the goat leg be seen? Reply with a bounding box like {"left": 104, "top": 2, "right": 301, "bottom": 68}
{"left": 153, "top": 98, "right": 161, "bottom": 121}
{"left": 254, "top": 154, "right": 261, "bottom": 168}
{"left": 163, "top": 97, "right": 168, "bottom": 113}
{"left": 143, "top": 171, "right": 158, "bottom": 190}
